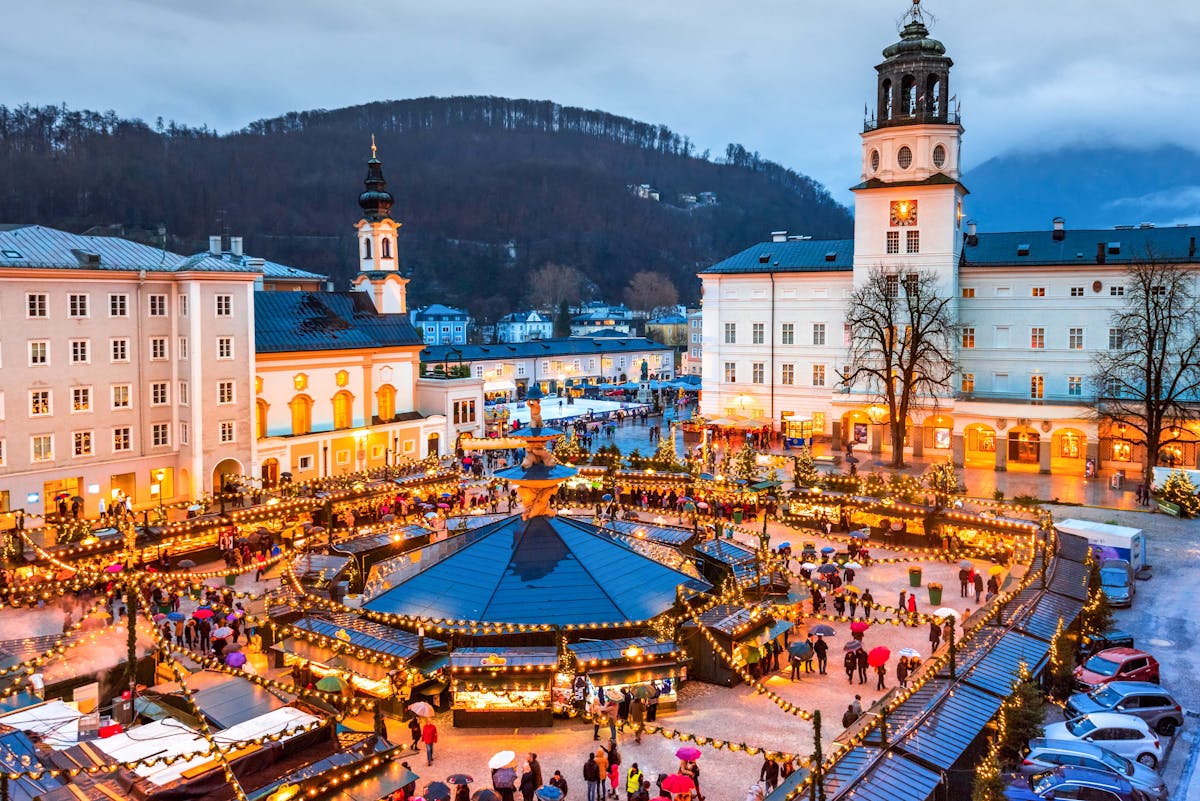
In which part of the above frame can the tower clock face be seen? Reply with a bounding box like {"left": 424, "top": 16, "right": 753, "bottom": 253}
{"left": 890, "top": 199, "right": 918, "bottom": 226}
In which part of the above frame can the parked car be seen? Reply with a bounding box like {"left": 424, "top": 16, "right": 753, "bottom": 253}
{"left": 1043, "top": 712, "right": 1164, "bottom": 767}
{"left": 1074, "top": 648, "right": 1160, "bottom": 691}
{"left": 1065, "top": 682, "right": 1185, "bottom": 737}
{"left": 1079, "top": 629, "right": 1136, "bottom": 663}
{"left": 1022, "top": 738, "right": 1168, "bottom": 800}
{"left": 1008, "top": 765, "right": 1146, "bottom": 801}
{"left": 1100, "top": 559, "right": 1136, "bottom": 607}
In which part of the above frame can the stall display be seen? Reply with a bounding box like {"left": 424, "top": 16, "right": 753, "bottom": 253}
{"left": 568, "top": 637, "right": 684, "bottom": 714}
{"left": 680, "top": 605, "right": 792, "bottom": 687}
{"left": 449, "top": 648, "right": 557, "bottom": 728}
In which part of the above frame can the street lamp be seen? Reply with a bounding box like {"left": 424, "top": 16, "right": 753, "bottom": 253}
{"left": 154, "top": 469, "right": 166, "bottom": 512}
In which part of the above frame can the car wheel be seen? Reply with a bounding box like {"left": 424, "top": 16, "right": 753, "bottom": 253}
{"left": 1156, "top": 719, "right": 1178, "bottom": 737}
{"left": 1137, "top": 753, "right": 1158, "bottom": 768}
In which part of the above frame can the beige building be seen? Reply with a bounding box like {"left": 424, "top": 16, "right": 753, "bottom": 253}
{"left": 0, "top": 225, "right": 257, "bottom": 517}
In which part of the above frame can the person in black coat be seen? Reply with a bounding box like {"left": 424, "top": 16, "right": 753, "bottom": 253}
{"left": 813, "top": 635, "right": 829, "bottom": 675}
{"left": 855, "top": 647, "right": 869, "bottom": 684}
{"left": 519, "top": 763, "right": 536, "bottom": 801}
{"left": 843, "top": 650, "right": 857, "bottom": 684}
{"left": 759, "top": 757, "right": 780, "bottom": 792}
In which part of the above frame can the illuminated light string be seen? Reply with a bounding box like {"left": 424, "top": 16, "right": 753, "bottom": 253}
{"left": 581, "top": 712, "right": 810, "bottom": 765}
{"left": 0, "top": 599, "right": 121, "bottom": 705}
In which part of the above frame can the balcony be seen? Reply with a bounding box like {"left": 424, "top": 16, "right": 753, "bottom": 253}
{"left": 864, "top": 109, "right": 960, "bottom": 132}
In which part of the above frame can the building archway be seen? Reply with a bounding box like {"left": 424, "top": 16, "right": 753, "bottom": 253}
{"left": 260, "top": 458, "right": 279, "bottom": 487}
{"left": 1052, "top": 428, "right": 1087, "bottom": 475}
{"left": 333, "top": 390, "right": 355, "bottom": 430}
{"left": 290, "top": 395, "right": 313, "bottom": 436}
{"left": 963, "top": 423, "right": 997, "bottom": 468}
{"left": 921, "top": 413, "right": 955, "bottom": 451}
{"left": 427, "top": 433, "right": 441, "bottom": 457}
{"left": 211, "top": 458, "right": 243, "bottom": 493}
{"left": 841, "top": 410, "right": 871, "bottom": 447}
{"left": 1007, "top": 426, "right": 1041, "bottom": 466}
{"left": 256, "top": 399, "right": 269, "bottom": 440}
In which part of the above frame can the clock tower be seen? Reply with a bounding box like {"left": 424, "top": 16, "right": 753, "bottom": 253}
{"left": 351, "top": 137, "right": 409, "bottom": 314}
{"left": 852, "top": 0, "right": 965, "bottom": 296}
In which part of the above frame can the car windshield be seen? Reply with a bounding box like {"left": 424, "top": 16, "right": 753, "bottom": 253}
{"left": 1083, "top": 656, "right": 1122, "bottom": 677}
{"left": 1091, "top": 686, "right": 1123, "bottom": 706}
{"left": 1100, "top": 569, "right": 1127, "bottom": 586}
{"left": 1066, "top": 716, "right": 1098, "bottom": 736}
{"left": 1099, "top": 749, "right": 1134, "bottom": 776}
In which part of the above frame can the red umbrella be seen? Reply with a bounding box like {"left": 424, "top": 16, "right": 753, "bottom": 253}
{"left": 850, "top": 621, "right": 871, "bottom": 634}
{"left": 661, "top": 775, "right": 695, "bottom": 795}
{"left": 868, "top": 646, "right": 891, "bottom": 668}
{"left": 192, "top": 608, "right": 215, "bottom": 620}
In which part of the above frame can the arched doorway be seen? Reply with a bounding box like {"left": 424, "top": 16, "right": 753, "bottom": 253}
{"left": 1007, "top": 426, "right": 1040, "bottom": 465}
{"left": 1052, "top": 428, "right": 1087, "bottom": 475}
{"left": 922, "top": 414, "right": 955, "bottom": 451}
{"left": 261, "top": 458, "right": 279, "bottom": 487}
{"left": 211, "top": 458, "right": 243, "bottom": 493}
{"left": 963, "top": 423, "right": 996, "bottom": 468}
{"left": 427, "top": 433, "right": 440, "bottom": 457}
{"left": 841, "top": 410, "right": 871, "bottom": 447}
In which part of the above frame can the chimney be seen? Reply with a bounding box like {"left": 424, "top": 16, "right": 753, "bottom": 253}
{"left": 771, "top": 230, "right": 788, "bottom": 243}
{"left": 1096, "top": 243, "right": 1106, "bottom": 264}
{"left": 1052, "top": 217, "right": 1065, "bottom": 241}
{"left": 230, "top": 236, "right": 243, "bottom": 257}
{"left": 965, "top": 220, "right": 978, "bottom": 247}
{"left": 208, "top": 235, "right": 222, "bottom": 255}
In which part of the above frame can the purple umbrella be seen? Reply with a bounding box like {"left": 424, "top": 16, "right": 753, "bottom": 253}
{"left": 225, "top": 652, "right": 247, "bottom": 668}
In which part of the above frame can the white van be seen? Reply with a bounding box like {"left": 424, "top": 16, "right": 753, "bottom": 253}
{"left": 1054, "top": 518, "right": 1146, "bottom": 573}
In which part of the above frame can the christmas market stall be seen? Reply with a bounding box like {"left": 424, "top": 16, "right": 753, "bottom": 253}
{"left": 695, "top": 539, "right": 790, "bottom": 597}
{"left": 567, "top": 636, "right": 685, "bottom": 714}
{"left": 448, "top": 647, "right": 557, "bottom": 727}
{"left": 680, "top": 604, "right": 792, "bottom": 687}
{"left": 331, "top": 524, "right": 431, "bottom": 593}
{"left": 291, "top": 553, "right": 353, "bottom": 602}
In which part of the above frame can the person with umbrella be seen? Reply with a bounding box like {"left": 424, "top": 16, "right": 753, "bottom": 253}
{"left": 628, "top": 693, "right": 645, "bottom": 743}
{"left": 549, "top": 771, "right": 568, "bottom": 800}
{"left": 928, "top": 619, "right": 941, "bottom": 652}
{"left": 813, "top": 634, "right": 829, "bottom": 675}
{"left": 958, "top": 564, "right": 971, "bottom": 597}
{"left": 973, "top": 570, "right": 984, "bottom": 603}
{"left": 896, "top": 655, "right": 910, "bottom": 688}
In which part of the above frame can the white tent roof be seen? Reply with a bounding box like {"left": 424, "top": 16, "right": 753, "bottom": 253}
{"left": 0, "top": 699, "right": 82, "bottom": 749}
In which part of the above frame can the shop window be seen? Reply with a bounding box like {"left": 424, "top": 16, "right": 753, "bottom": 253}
{"left": 1112, "top": 441, "right": 1132, "bottom": 462}
{"left": 1060, "top": 432, "right": 1082, "bottom": 459}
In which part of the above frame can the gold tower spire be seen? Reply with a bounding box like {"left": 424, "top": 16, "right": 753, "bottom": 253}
{"left": 371, "top": 133, "right": 377, "bottom": 160}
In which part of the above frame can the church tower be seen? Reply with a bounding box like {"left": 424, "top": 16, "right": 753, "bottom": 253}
{"left": 351, "top": 137, "right": 409, "bottom": 314}
{"left": 852, "top": 0, "right": 965, "bottom": 295}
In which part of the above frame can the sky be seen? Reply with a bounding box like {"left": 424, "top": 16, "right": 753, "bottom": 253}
{"left": 5, "top": 0, "right": 1200, "bottom": 206}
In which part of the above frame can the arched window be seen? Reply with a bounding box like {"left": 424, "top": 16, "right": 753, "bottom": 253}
{"left": 289, "top": 395, "right": 312, "bottom": 436}
{"left": 333, "top": 390, "right": 354, "bottom": 429}
{"left": 900, "top": 75, "right": 916, "bottom": 115}
{"left": 926, "top": 74, "right": 942, "bottom": 117}
{"left": 880, "top": 79, "right": 893, "bottom": 120}
{"left": 376, "top": 384, "right": 396, "bottom": 421}
{"left": 256, "top": 399, "right": 269, "bottom": 440}
{"left": 363, "top": 237, "right": 372, "bottom": 259}
{"left": 382, "top": 237, "right": 391, "bottom": 258}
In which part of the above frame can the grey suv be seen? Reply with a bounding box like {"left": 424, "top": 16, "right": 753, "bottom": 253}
{"left": 1021, "top": 739, "right": 1167, "bottom": 801}
{"left": 1065, "top": 682, "right": 1185, "bottom": 737}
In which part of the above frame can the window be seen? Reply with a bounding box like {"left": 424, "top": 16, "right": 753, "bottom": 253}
{"left": 961, "top": 327, "right": 975, "bottom": 349}
{"left": 1150, "top": 285, "right": 1166, "bottom": 297}
{"left": 896, "top": 145, "right": 913, "bottom": 169}
{"left": 111, "top": 384, "right": 131, "bottom": 409}
{"left": 1031, "top": 286, "right": 1046, "bottom": 297}
{"left": 30, "top": 390, "right": 51, "bottom": 416}
{"left": 290, "top": 395, "right": 312, "bottom": 435}
{"left": 516, "top": 364, "right": 525, "bottom": 377}
{"left": 781, "top": 364, "right": 795, "bottom": 385}
{"left": 1105, "top": 378, "right": 1122, "bottom": 398}
{"left": 932, "top": 144, "right": 946, "bottom": 168}
{"left": 1109, "top": 328, "right": 1125, "bottom": 350}
{"left": 68, "top": 293, "right": 89, "bottom": 317}
{"left": 961, "top": 287, "right": 975, "bottom": 298}
{"left": 812, "top": 365, "right": 827, "bottom": 386}
{"left": 178, "top": 295, "right": 188, "bottom": 317}
{"left": 885, "top": 273, "right": 900, "bottom": 297}
{"left": 813, "top": 323, "right": 826, "bottom": 345}
{"left": 904, "top": 273, "right": 919, "bottom": 296}
{"left": 152, "top": 423, "right": 170, "bottom": 447}
{"left": 332, "top": 390, "right": 353, "bottom": 428}
{"left": 215, "top": 294, "right": 232, "bottom": 317}
{"left": 781, "top": 323, "right": 794, "bottom": 344}
{"left": 453, "top": 399, "right": 477, "bottom": 424}
{"left": 1068, "top": 376, "right": 1082, "bottom": 397}
{"left": 111, "top": 338, "right": 129, "bottom": 362}
{"left": 27, "top": 293, "right": 48, "bottom": 318}
{"left": 906, "top": 230, "right": 920, "bottom": 254}
{"left": 149, "top": 295, "right": 167, "bottom": 317}
{"left": 1069, "top": 328, "right": 1084, "bottom": 349}
{"left": 179, "top": 381, "right": 189, "bottom": 405}
{"left": 1110, "top": 286, "right": 1125, "bottom": 297}
{"left": 1030, "top": 375, "right": 1044, "bottom": 401}
{"left": 724, "top": 362, "right": 737, "bottom": 383}
{"left": 178, "top": 337, "right": 188, "bottom": 360}
{"left": 1070, "top": 286, "right": 1085, "bottom": 297}
{"left": 724, "top": 323, "right": 736, "bottom": 344}
{"left": 752, "top": 363, "right": 764, "bottom": 384}
{"left": 752, "top": 323, "right": 764, "bottom": 345}
{"left": 180, "top": 421, "right": 189, "bottom": 445}
{"left": 113, "top": 426, "right": 131, "bottom": 452}
{"left": 218, "top": 380, "right": 234, "bottom": 405}
{"left": 109, "top": 294, "right": 128, "bottom": 317}
{"left": 961, "top": 373, "right": 975, "bottom": 393}
{"left": 151, "top": 382, "right": 169, "bottom": 406}
{"left": 31, "top": 434, "right": 53, "bottom": 462}
{"left": 886, "top": 231, "right": 900, "bottom": 254}
{"left": 29, "top": 340, "right": 48, "bottom": 366}
{"left": 217, "top": 336, "right": 233, "bottom": 359}
{"left": 1030, "top": 328, "right": 1045, "bottom": 349}
{"left": 150, "top": 337, "right": 167, "bottom": 360}
{"left": 73, "top": 431, "right": 93, "bottom": 457}
{"left": 71, "top": 386, "right": 91, "bottom": 413}
{"left": 298, "top": 455, "right": 313, "bottom": 470}
{"left": 70, "top": 339, "right": 89, "bottom": 364}
{"left": 219, "top": 421, "right": 235, "bottom": 443}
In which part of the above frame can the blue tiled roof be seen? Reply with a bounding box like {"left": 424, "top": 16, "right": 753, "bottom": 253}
{"left": 896, "top": 684, "right": 1003, "bottom": 769}
{"left": 412, "top": 303, "right": 470, "bottom": 321}
{"left": 963, "top": 225, "right": 1200, "bottom": 267}
{"left": 421, "top": 336, "right": 671, "bottom": 363}
{"left": 196, "top": 250, "right": 326, "bottom": 281}
{"left": 648, "top": 314, "right": 688, "bottom": 324}
{"left": 702, "top": 239, "right": 855, "bottom": 274}
{"left": 0, "top": 224, "right": 258, "bottom": 274}
{"left": 255, "top": 291, "right": 422, "bottom": 353}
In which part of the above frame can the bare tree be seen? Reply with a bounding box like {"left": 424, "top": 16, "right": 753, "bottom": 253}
{"left": 1091, "top": 254, "right": 1200, "bottom": 489}
{"left": 844, "top": 266, "right": 956, "bottom": 468}
{"left": 528, "top": 263, "right": 586, "bottom": 309}
{"left": 623, "top": 270, "right": 679, "bottom": 314}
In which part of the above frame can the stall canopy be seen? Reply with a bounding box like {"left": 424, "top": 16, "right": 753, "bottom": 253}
{"left": 568, "top": 636, "right": 677, "bottom": 665}
{"left": 0, "top": 699, "right": 83, "bottom": 749}
{"left": 601, "top": 520, "right": 696, "bottom": 547}
{"left": 450, "top": 647, "right": 558, "bottom": 671}
{"left": 278, "top": 615, "right": 447, "bottom": 681}
{"left": 145, "top": 670, "right": 287, "bottom": 730}
{"left": 293, "top": 553, "right": 351, "bottom": 582}
{"left": 695, "top": 539, "right": 756, "bottom": 566}
{"left": 682, "top": 604, "right": 777, "bottom": 638}
{"left": 0, "top": 725, "right": 64, "bottom": 800}
{"left": 332, "top": 525, "right": 427, "bottom": 556}
{"left": 365, "top": 514, "right": 710, "bottom": 625}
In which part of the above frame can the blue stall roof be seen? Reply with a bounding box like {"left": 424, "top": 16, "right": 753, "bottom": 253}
{"left": 1055, "top": 532, "right": 1091, "bottom": 564}
{"left": 1048, "top": 558, "right": 1090, "bottom": 602}
{"left": 0, "top": 725, "right": 62, "bottom": 801}
{"left": 364, "top": 515, "right": 708, "bottom": 625}
{"left": 961, "top": 629, "right": 1051, "bottom": 697}
{"left": 681, "top": 604, "right": 774, "bottom": 637}
{"left": 835, "top": 753, "right": 942, "bottom": 801}
{"left": 896, "top": 684, "right": 1004, "bottom": 770}
{"left": 1017, "top": 591, "right": 1083, "bottom": 642}
{"left": 602, "top": 519, "right": 695, "bottom": 546}
{"left": 695, "top": 539, "right": 756, "bottom": 565}
{"left": 568, "top": 637, "right": 678, "bottom": 664}
{"left": 293, "top": 614, "right": 446, "bottom": 660}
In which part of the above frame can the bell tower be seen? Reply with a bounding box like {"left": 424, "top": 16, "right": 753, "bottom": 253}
{"left": 852, "top": 0, "right": 965, "bottom": 295}
{"left": 351, "top": 137, "right": 409, "bottom": 314}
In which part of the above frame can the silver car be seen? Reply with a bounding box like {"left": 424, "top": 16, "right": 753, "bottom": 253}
{"left": 1022, "top": 738, "right": 1167, "bottom": 801}
{"left": 1065, "top": 682, "right": 1185, "bottom": 737}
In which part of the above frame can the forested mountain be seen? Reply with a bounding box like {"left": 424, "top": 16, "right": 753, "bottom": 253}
{"left": 0, "top": 98, "right": 852, "bottom": 320}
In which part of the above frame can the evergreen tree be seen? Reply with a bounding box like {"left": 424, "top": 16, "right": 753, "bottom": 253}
{"left": 971, "top": 743, "right": 1008, "bottom": 801}
{"left": 792, "top": 446, "right": 820, "bottom": 487}
{"left": 1158, "top": 469, "right": 1200, "bottom": 516}
{"left": 730, "top": 442, "right": 759, "bottom": 482}
{"left": 924, "top": 458, "right": 963, "bottom": 498}
{"left": 1044, "top": 616, "right": 1077, "bottom": 701}
{"left": 553, "top": 431, "right": 586, "bottom": 464}
{"left": 652, "top": 435, "right": 680, "bottom": 470}
{"left": 554, "top": 300, "right": 572, "bottom": 338}
{"left": 1080, "top": 549, "right": 1115, "bottom": 638}
{"left": 996, "top": 662, "right": 1046, "bottom": 768}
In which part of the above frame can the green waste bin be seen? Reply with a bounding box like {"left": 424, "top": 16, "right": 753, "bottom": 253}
{"left": 908, "top": 566, "right": 922, "bottom": 587}
{"left": 927, "top": 583, "right": 943, "bottom": 605}
{"left": 225, "top": 574, "right": 237, "bottom": 586}
{"left": 733, "top": 509, "right": 744, "bottom": 524}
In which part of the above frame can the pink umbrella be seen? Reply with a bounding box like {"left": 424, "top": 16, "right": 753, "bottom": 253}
{"left": 675, "top": 747, "right": 702, "bottom": 761}
{"left": 105, "top": 563, "right": 124, "bottom": 573}
{"left": 850, "top": 621, "right": 871, "bottom": 634}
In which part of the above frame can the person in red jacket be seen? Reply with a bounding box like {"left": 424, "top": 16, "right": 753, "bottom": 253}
{"left": 421, "top": 720, "right": 438, "bottom": 766}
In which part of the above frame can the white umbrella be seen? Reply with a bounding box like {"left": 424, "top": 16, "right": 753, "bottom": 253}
{"left": 933, "top": 608, "right": 960, "bottom": 620}
{"left": 842, "top": 561, "right": 863, "bottom": 570}
{"left": 898, "top": 647, "right": 921, "bottom": 659}
{"left": 408, "top": 701, "right": 435, "bottom": 718}
{"left": 801, "top": 562, "right": 818, "bottom": 570}
{"left": 488, "top": 751, "right": 516, "bottom": 770}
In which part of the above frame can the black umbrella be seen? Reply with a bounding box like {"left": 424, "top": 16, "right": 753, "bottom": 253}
{"left": 816, "top": 564, "right": 839, "bottom": 575}
{"left": 472, "top": 792, "right": 500, "bottom": 801}
{"left": 425, "top": 782, "right": 451, "bottom": 801}
{"left": 808, "top": 624, "right": 836, "bottom": 637}
{"left": 843, "top": 640, "right": 863, "bottom": 652}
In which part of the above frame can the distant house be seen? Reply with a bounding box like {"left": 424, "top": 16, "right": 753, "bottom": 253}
{"left": 570, "top": 312, "right": 633, "bottom": 337}
{"left": 496, "top": 310, "right": 553, "bottom": 343}
{"left": 628, "top": 184, "right": 661, "bottom": 202}
{"left": 698, "top": 191, "right": 718, "bottom": 206}
{"left": 678, "top": 193, "right": 698, "bottom": 206}
{"left": 682, "top": 309, "right": 703, "bottom": 375}
{"left": 646, "top": 312, "right": 688, "bottom": 347}
{"left": 410, "top": 303, "right": 471, "bottom": 345}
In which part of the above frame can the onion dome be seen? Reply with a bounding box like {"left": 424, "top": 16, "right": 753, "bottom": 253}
{"left": 358, "top": 136, "right": 394, "bottom": 222}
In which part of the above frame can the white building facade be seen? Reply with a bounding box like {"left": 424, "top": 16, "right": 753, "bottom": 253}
{"left": 700, "top": 5, "right": 1200, "bottom": 478}
{"left": 496, "top": 310, "right": 553, "bottom": 343}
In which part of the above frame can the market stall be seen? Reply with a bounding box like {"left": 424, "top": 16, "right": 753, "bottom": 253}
{"left": 332, "top": 525, "right": 430, "bottom": 593}
{"left": 449, "top": 647, "right": 557, "bottom": 728}
{"left": 680, "top": 605, "right": 792, "bottom": 687}
{"left": 695, "top": 539, "right": 789, "bottom": 596}
{"left": 567, "top": 637, "right": 684, "bottom": 714}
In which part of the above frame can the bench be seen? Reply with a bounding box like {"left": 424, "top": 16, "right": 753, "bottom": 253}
{"left": 814, "top": 455, "right": 841, "bottom": 466}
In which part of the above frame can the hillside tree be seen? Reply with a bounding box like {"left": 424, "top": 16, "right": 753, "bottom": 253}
{"left": 554, "top": 300, "right": 572, "bottom": 338}
{"left": 1091, "top": 254, "right": 1200, "bottom": 490}
{"left": 623, "top": 270, "right": 679, "bottom": 314}
{"left": 529, "top": 263, "right": 587, "bottom": 310}
{"left": 844, "top": 267, "right": 956, "bottom": 468}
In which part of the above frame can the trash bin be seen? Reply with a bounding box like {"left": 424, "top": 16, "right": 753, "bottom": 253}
{"left": 908, "top": 566, "right": 923, "bottom": 587}
{"left": 927, "top": 583, "right": 943, "bottom": 605}
{"left": 225, "top": 574, "right": 237, "bottom": 586}
{"left": 1110, "top": 470, "right": 1125, "bottom": 490}
{"left": 733, "top": 509, "right": 744, "bottom": 524}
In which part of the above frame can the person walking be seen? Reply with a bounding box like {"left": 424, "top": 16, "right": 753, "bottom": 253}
{"left": 420, "top": 719, "right": 437, "bottom": 766}
{"left": 973, "top": 572, "right": 984, "bottom": 603}
{"left": 583, "top": 754, "right": 603, "bottom": 801}
{"left": 759, "top": 757, "right": 780, "bottom": 793}
{"left": 843, "top": 650, "right": 856, "bottom": 684}
{"left": 607, "top": 763, "right": 619, "bottom": 800}
{"left": 958, "top": 567, "right": 970, "bottom": 597}
{"left": 646, "top": 683, "right": 660, "bottom": 722}
{"left": 897, "top": 657, "right": 909, "bottom": 688}
{"left": 875, "top": 663, "right": 887, "bottom": 690}
{"left": 897, "top": 589, "right": 907, "bottom": 617}
{"left": 529, "top": 753, "right": 543, "bottom": 791}
{"left": 629, "top": 696, "right": 645, "bottom": 743}
{"left": 855, "top": 647, "right": 869, "bottom": 684}
{"left": 907, "top": 593, "right": 918, "bottom": 625}
{"left": 519, "top": 762, "right": 536, "bottom": 801}
{"left": 813, "top": 635, "right": 829, "bottom": 675}
{"left": 861, "top": 588, "right": 874, "bottom": 620}
{"left": 790, "top": 649, "right": 802, "bottom": 681}
{"left": 408, "top": 716, "right": 422, "bottom": 751}
{"left": 929, "top": 620, "right": 942, "bottom": 652}
{"left": 847, "top": 593, "right": 858, "bottom": 618}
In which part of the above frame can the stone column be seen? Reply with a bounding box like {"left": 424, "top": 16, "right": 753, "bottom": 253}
{"left": 1038, "top": 439, "right": 1052, "bottom": 474}
{"left": 911, "top": 426, "right": 925, "bottom": 458}
{"left": 869, "top": 424, "right": 883, "bottom": 454}
{"left": 831, "top": 421, "right": 842, "bottom": 451}
{"left": 951, "top": 433, "right": 965, "bottom": 467}
{"left": 994, "top": 439, "right": 1007, "bottom": 472}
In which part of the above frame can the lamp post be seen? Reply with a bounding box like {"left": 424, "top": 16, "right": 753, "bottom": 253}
{"left": 154, "top": 469, "right": 166, "bottom": 514}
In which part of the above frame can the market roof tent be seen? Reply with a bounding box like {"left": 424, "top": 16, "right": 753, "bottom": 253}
{"left": 364, "top": 514, "right": 710, "bottom": 625}
{"left": 144, "top": 670, "right": 288, "bottom": 730}
{"left": 0, "top": 724, "right": 63, "bottom": 800}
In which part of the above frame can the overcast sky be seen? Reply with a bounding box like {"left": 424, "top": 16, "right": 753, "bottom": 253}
{"left": 6, "top": 0, "right": 1200, "bottom": 203}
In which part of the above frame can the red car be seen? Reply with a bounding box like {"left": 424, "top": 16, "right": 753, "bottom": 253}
{"left": 1073, "top": 647, "right": 1160, "bottom": 691}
